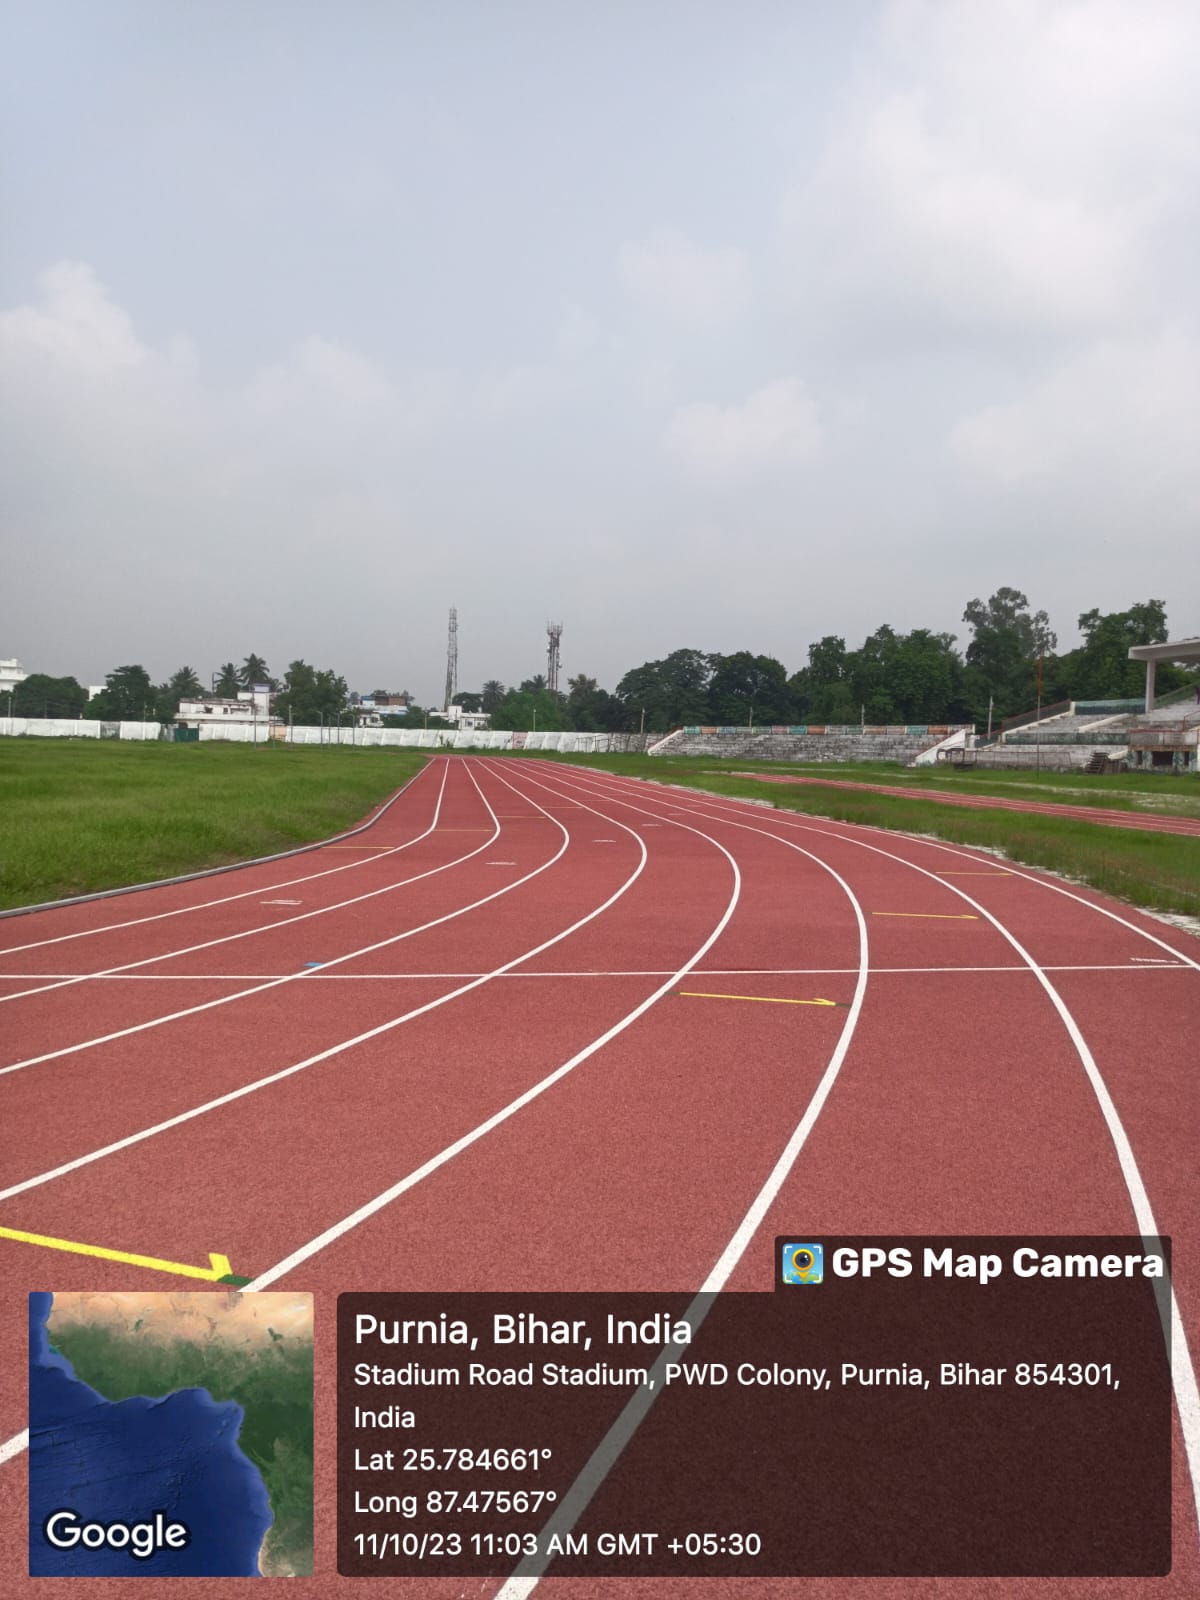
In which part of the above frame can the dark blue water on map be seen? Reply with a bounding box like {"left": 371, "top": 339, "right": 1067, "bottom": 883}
{"left": 28, "top": 1292, "right": 271, "bottom": 1576}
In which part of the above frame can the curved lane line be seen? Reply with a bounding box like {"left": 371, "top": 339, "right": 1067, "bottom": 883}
{"left": 484, "top": 760, "right": 871, "bottom": 1598}
{"left": 244, "top": 761, "right": 746, "bottom": 1291}
{"left": 0, "top": 761, "right": 459, "bottom": 1007}
{"left": 0, "top": 756, "right": 640, "bottom": 1203}
{"left": 547, "top": 763, "right": 1200, "bottom": 1536}
{"left": 566, "top": 764, "right": 1200, "bottom": 971}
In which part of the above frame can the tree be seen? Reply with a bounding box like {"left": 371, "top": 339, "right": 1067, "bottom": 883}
{"left": 214, "top": 662, "right": 240, "bottom": 696}
{"left": 87, "top": 665, "right": 155, "bottom": 721}
{"left": 452, "top": 691, "right": 483, "bottom": 713}
{"left": 615, "top": 648, "right": 712, "bottom": 730}
{"left": 707, "top": 652, "right": 793, "bottom": 725}
{"left": 480, "top": 680, "right": 506, "bottom": 715}
{"left": 962, "top": 587, "right": 1056, "bottom": 720}
{"left": 272, "top": 660, "right": 349, "bottom": 724}
{"left": 239, "top": 654, "right": 270, "bottom": 689}
{"left": 10, "top": 673, "right": 88, "bottom": 719}
{"left": 1056, "top": 599, "right": 1180, "bottom": 700}
{"left": 790, "top": 636, "right": 849, "bottom": 721}
{"left": 565, "top": 674, "right": 631, "bottom": 732}
{"left": 519, "top": 674, "right": 548, "bottom": 693}
{"left": 494, "top": 687, "right": 568, "bottom": 731}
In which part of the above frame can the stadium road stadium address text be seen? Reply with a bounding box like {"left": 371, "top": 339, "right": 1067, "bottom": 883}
{"left": 336, "top": 1240, "right": 1172, "bottom": 1579}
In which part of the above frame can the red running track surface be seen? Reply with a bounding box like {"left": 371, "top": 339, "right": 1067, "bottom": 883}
{"left": 0, "top": 754, "right": 1197, "bottom": 1600}
{"left": 724, "top": 770, "right": 1200, "bottom": 837}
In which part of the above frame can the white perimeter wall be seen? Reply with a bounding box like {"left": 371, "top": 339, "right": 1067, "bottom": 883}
{"left": 0, "top": 720, "right": 630, "bottom": 753}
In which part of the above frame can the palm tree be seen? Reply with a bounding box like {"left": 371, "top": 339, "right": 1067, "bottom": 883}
{"left": 167, "top": 666, "right": 204, "bottom": 699}
{"left": 239, "top": 653, "right": 269, "bottom": 688}
{"left": 481, "top": 680, "right": 506, "bottom": 714}
{"left": 214, "top": 662, "right": 240, "bottom": 696}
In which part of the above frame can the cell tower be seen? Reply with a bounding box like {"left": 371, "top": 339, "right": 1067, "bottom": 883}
{"left": 443, "top": 606, "right": 458, "bottom": 711}
{"left": 546, "top": 621, "right": 563, "bottom": 694}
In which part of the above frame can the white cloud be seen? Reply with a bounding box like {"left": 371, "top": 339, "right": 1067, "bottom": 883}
{"left": 665, "top": 378, "right": 823, "bottom": 481}
{"left": 782, "top": 0, "right": 1200, "bottom": 334}
{"left": 949, "top": 331, "right": 1200, "bottom": 514}
{"left": 0, "top": 261, "right": 149, "bottom": 371}
{"left": 618, "top": 232, "right": 751, "bottom": 328}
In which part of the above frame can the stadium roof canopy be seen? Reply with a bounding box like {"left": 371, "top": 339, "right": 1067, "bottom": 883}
{"left": 1128, "top": 637, "right": 1200, "bottom": 710}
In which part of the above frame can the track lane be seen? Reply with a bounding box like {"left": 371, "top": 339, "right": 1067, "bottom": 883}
{"left": 726, "top": 769, "right": 1200, "bottom": 836}
{"left": 538, "top": 763, "right": 1200, "bottom": 1583}
{"left": 2, "top": 756, "right": 1194, "bottom": 1600}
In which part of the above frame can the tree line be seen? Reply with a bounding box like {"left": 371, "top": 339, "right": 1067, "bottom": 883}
{"left": 8, "top": 591, "right": 1193, "bottom": 732}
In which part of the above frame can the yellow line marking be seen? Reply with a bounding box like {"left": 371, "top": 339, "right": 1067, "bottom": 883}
{"left": 679, "top": 991, "right": 841, "bottom": 1007}
{"left": 0, "top": 1226, "right": 237, "bottom": 1283}
{"left": 871, "top": 912, "right": 979, "bottom": 919}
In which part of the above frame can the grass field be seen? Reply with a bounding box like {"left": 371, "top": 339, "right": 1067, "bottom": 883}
{"left": 1, "top": 741, "right": 1196, "bottom": 924}
{"left": 0, "top": 741, "right": 424, "bottom": 910}
{"left": 505, "top": 752, "right": 1200, "bottom": 922}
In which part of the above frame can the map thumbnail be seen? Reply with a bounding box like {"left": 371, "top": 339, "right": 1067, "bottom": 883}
{"left": 29, "top": 1289, "right": 313, "bottom": 1577}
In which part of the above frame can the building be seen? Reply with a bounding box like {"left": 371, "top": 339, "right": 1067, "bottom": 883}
{"left": 0, "top": 658, "right": 28, "bottom": 696}
{"left": 441, "top": 705, "right": 491, "bottom": 731}
{"left": 175, "top": 690, "right": 274, "bottom": 730}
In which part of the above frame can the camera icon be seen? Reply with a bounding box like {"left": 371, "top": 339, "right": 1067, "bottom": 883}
{"left": 781, "top": 1242, "right": 824, "bottom": 1285}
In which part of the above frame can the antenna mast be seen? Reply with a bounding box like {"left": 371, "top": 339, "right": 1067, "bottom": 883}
{"left": 443, "top": 606, "right": 458, "bottom": 711}
{"left": 546, "top": 621, "right": 563, "bottom": 695}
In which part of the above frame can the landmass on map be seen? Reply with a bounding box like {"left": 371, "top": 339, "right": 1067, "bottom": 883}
{"left": 42, "top": 1290, "right": 313, "bottom": 1577}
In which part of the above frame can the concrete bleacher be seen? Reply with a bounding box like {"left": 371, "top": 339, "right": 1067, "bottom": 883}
{"left": 658, "top": 726, "right": 967, "bottom": 764}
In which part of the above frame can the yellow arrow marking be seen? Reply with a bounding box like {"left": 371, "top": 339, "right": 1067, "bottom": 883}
{"left": 679, "top": 991, "right": 841, "bottom": 1007}
{"left": 871, "top": 912, "right": 979, "bottom": 920}
{"left": 0, "top": 1226, "right": 237, "bottom": 1283}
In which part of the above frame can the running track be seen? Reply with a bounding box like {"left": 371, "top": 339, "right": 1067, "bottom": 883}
{"left": 1, "top": 754, "right": 1197, "bottom": 1599}
{"left": 726, "top": 770, "right": 1200, "bottom": 837}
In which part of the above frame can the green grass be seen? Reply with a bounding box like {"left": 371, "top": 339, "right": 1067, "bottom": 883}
{"left": 3, "top": 740, "right": 1196, "bottom": 925}
{"left": 499, "top": 752, "right": 1200, "bottom": 921}
{"left": 0, "top": 740, "right": 426, "bottom": 910}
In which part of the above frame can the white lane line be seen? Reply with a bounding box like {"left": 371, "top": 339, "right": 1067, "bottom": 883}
{"left": 491, "top": 770, "right": 872, "bottom": 1598}
{"left": 245, "top": 772, "right": 747, "bottom": 1291}
{"left": 549, "top": 764, "right": 1200, "bottom": 1536}
{"left": 2, "top": 962, "right": 1185, "bottom": 981}
{"left": 0, "top": 759, "right": 642, "bottom": 1205}
{"left": 0, "top": 764, "right": 527, "bottom": 1078}
{"left": 564, "top": 763, "right": 1200, "bottom": 975}
{"left": 0, "top": 760, "right": 442, "bottom": 957}
{"left": 0, "top": 1428, "right": 27, "bottom": 1466}
{"left": 0, "top": 761, "right": 455, "bottom": 1008}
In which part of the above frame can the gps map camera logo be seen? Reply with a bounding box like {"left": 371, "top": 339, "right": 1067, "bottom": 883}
{"left": 782, "top": 1242, "right": 824, "bottom": 1285}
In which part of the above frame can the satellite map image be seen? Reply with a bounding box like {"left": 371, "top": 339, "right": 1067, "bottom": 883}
{"left": 28, "top": 1289, "right": 313, "bottom": 1577}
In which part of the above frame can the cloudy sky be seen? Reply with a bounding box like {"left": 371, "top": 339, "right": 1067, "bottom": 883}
{"left": 2, "top": 0, "right": 1197, "bottom": 703}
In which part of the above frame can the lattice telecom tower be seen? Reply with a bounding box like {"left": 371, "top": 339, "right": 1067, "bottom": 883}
{"left": 546, "top": 621, "right": 563, "bottom": 694}
{"left": 443, "top": 606, "right": 458, "bottom": 711}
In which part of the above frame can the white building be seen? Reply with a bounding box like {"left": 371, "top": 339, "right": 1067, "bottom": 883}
{"left": 176, "top": 690, "right": 275, "bottom": 729}
{"left": 0, "top": 658, "right": 28, "bottom": 695}
{"left": 441, "top": 705, "right": 491, "bottom": 731}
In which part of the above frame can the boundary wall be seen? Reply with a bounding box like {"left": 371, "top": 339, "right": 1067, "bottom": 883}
{"left": 0, "top": 720, "right": 657, "bottom": 754}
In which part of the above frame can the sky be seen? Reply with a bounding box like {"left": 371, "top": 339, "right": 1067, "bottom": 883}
{"left": 2, "top": 0, "right": 1198, "bottom": 704}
